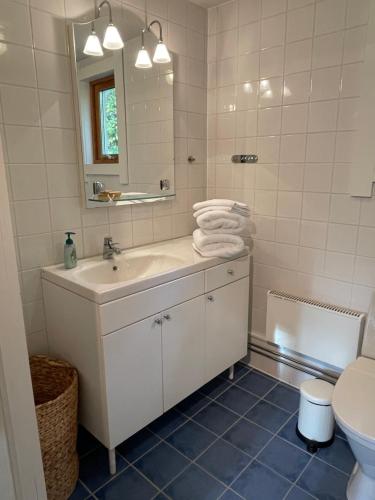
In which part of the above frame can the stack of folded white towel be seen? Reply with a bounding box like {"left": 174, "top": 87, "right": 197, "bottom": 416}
{"left": 192, "top": 199, "right": 250, "bottom": 258}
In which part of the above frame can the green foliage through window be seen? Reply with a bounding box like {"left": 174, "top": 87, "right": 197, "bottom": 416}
{"left": 99, "top": 87, "right": 119, "bottom": 157}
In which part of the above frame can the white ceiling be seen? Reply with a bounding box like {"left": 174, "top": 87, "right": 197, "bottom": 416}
{"left": 190, "top": 0, "right": 227, "bottom": 7}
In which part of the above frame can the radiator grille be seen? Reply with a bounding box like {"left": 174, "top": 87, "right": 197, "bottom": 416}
{"left": 269, "top": 290, "right": 363, "bottom": 318}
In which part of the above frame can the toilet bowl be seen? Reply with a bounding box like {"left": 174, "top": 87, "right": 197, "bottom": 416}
{"left": 332, "top": 356, "right": 375, "bottom": 500}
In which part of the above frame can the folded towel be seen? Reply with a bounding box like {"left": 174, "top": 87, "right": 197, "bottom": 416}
{"left": 193, "top": 199, "right": 248, "bottom": 211}
{"left": 193, "top": 229, "right": 245, "bottom": 258}
{"left": 194, "top": 205, "right": 250, "bottom": 219}
{"left": 196, "top": 210, "right": 248, "bottom": 234}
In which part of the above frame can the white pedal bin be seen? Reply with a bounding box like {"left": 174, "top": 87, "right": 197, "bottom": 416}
{"left": 297, "top": 379, "right": 335, "bottom": 452}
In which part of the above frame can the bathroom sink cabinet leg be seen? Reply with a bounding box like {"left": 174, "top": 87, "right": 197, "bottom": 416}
{"left": 108, "top": 449, "right": 116, "bottom": 475}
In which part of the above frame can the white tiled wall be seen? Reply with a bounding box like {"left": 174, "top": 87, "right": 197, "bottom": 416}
{"left": 125, "top": 36, "right": 175, "bottom": 194}
{"left": 0, "top": 0, "right": 207, "bottom": 353}
{"left": 207, "top": 0, "right": 375, "bottom": 339}
{"left": 3, "top": 0, "right": 375, "bottom": 355}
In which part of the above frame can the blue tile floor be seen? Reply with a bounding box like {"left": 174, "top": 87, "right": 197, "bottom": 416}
{"left": 70, "top": 364, "right": 354, "bottom": 500}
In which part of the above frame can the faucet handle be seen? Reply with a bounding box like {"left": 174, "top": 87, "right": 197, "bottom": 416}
{"left": 109, "top": 240, "right": 121, "bottom": 254}
{"left": 103, "top": 236, "right": 122, "bottom": 257}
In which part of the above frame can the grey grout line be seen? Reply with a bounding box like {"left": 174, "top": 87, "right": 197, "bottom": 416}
{"left": 87, "top": 461, "right": 132, "bottom": 497}
{"left": 156, "top": 421, "right": 247, "bottom": 499}
{"left": 314, "top": 454, "right": 351, "bottom": 477}
{"left": 78, "top": 366, "right": 348, "bottom": 500}
{"left": 222, "top": 403, "right": 300, "bottom": 492}
{"left": 128, "top": 369, "right": 258, "bottom": 498}
{"left": 139, "top": 374, "right": 293, "bottom": 498}
{"left": 75, "top": 479, "right": 93, "bottom": 500}
{"left": 281, "top": 455, "right": 317, "bottom": 500}
{"left": 78, "top": 443, "right": 102, "bottom": 461}
{"left": 78, "top": 367, "right": 285, "bottom": 496}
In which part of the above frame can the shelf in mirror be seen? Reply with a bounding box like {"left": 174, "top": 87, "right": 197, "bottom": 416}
{"left": 88, "top": 192, "right": 176, "bottom": 203}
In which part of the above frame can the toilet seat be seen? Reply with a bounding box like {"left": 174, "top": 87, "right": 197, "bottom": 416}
{"left": 332, "top": 357, "right": 375, "bottom": 448}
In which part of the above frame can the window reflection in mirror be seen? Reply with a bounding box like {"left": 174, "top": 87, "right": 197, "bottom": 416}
{"left": 90, "top": 74, "right": 119, "bottom": 163}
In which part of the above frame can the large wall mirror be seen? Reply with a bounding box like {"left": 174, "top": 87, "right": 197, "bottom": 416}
{"left": 70, "top": 4, "right": 175, "bottom": 207}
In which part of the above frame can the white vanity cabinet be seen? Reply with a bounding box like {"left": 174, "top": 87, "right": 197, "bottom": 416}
{"left": 102, "top": 316, "right": 164, "bottom": 450}
{"left": 161, "top": 295, "right": 206, "bottom": 410}
{"left": 206, "top": 278, "right": 249, "bottom": 381}
{"left": 42, "top": 245, "right": 250, "bottom": 474}
{"left": 102, "top": 294, "right": 207, "bottom": 449}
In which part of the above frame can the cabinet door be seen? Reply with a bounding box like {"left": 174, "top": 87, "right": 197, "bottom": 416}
{"left": 102, "top": 316, "right": 163, "bottom": 448}
{"left": 206, "top": 277, "right": 249, "bottom": 381}
{"left": 162, "top": 295, "right": 206, "bottom": 410}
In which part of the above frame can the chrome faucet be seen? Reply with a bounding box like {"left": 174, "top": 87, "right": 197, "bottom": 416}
{"left": 103, "top": 237, "right": 122, "bottom": 259}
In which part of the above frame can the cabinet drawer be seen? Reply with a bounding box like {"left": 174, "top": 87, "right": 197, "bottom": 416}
{"left": 99, "top": 271, "right": 205, "bottom": 334}
{"left": 205, "top": 255, "right": 250, "bottom": 292}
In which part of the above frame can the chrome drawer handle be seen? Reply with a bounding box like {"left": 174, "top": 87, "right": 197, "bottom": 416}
{"left": 154, "top": 318, "right": 163, "bottom": 325}
{"left": 227, "top": 269, "right": 234, "bottom": 275}
{"left": 163, "top": 314, "right": 171, "bottom": 321}
{"left": 207, "top": 295, "right": 214, "bottom": 302}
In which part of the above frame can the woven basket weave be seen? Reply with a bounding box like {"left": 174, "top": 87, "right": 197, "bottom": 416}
{"left": 30, "top": 355, "right": 79, "bottom": 500}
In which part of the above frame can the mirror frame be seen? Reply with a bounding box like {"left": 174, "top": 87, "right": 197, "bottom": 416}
{"left": 68, "top": 22, "right": 176, "bottom": 208}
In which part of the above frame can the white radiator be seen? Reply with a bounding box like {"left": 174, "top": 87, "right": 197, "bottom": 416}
{"left": 266, "top": 290, "right": 366, "bottom": 370}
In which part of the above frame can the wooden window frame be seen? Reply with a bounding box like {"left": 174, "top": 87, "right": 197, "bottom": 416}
{"left": 90, "top": 74, "right": 119, "bottom": 164}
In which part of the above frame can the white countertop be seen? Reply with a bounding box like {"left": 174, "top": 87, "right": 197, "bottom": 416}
{"left": 42, "top": 236, "right": 249, "bottom": 304}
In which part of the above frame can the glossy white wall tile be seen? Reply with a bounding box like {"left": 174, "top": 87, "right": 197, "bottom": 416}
{"left": 207, "top": 0, "right": 374, "bottom": 339}
{"left": 0, "top": 0, "right": 207, "bottom": 353}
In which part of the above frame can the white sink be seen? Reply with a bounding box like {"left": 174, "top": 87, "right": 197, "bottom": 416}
{"left": 41, "top": 236, "right": 248, "bottom": 304}
{"left": 77, "top": 254, "right": 187, "bottom": 285}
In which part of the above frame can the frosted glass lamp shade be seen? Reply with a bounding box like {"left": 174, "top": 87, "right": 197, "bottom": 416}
{"left": 135, "top": 48, "right": 152, "bottom": 68}
{"left": 153, "top": 41, "right": 171, "bottom": 64}
{"left": 103, "top": 23, "right": 124, "bottom": 50}
{"left": 83, "top": 31, "right": 103, "bottom": 56}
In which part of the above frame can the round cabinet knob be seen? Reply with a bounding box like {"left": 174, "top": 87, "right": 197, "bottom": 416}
{"left": 207, "top": 295, "right": 214, "bottom": 302}
{"left": 188, "top": 155, "right": 196, "bottom": 163}
{"left": 163, "top": 314, "right": 171, "bottom": 321}
{"left": 227, "top": 269, "right": 235, "bottom": 275}
{"left": 154, "top": 318, "right": 163, "bottom": 325}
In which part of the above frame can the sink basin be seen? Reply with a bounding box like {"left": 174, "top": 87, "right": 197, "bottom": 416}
{"left": 41, "top": 236, "right": 249, "bottom": 304}
{"left": 77, "top": 254, "right": 186, "bottom": 285}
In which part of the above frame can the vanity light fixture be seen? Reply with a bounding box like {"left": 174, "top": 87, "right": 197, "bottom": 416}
{"left": 83, "top": 0, "right": 124, "bottom": 57}
{"left": 83, "top": 24, "right": 103, "bottom": 56}
{"left": 135, "top": 19, "right": 171, "bottom": 68}
{"left": 135, "top": 29, "right": 152, "bottom": 68}
{"left": 150, "top": 20, "right": 171, "bottom": 64}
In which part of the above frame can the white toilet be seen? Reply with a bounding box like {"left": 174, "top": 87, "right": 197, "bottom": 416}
{"left": 332, "top": 297, "right": 375, "bottom": 500}
{"left": 332, "top": 357, "right": 375, "bottom": 500}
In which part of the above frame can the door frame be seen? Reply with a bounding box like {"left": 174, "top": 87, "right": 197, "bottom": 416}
{"left": 0, "top": 137, "right": 47, "bottom": 498}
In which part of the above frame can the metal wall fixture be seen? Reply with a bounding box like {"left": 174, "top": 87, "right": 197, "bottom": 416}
{"left": 93, "top": 180, "right": 105, "bottom": 194}
{"left": 83, "top": 0, "right": 124, "bottom": 57}
{"left": 135, "top": 20, "right": 171, "bottom": 68}
{"left": 231, "top": 154, "right": 258, "bottom": 164}
{"left": 160, "top": 179, "right": 170, "bottom": 191}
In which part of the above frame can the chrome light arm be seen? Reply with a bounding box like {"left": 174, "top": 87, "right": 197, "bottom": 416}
{"left": 97, "top": 0, "right": 113, "bottom": 23}
{"left": 148, "top": 19, "right": 164, "bottom": 41}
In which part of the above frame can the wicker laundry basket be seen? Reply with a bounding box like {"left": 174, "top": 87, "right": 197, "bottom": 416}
{"left": 30, "top": 355, "right": 79, "bottom": 500}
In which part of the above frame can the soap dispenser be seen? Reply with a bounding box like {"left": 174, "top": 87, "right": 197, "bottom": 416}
{"left": 64, "top": 232, "right": 77, "bottom": 269}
